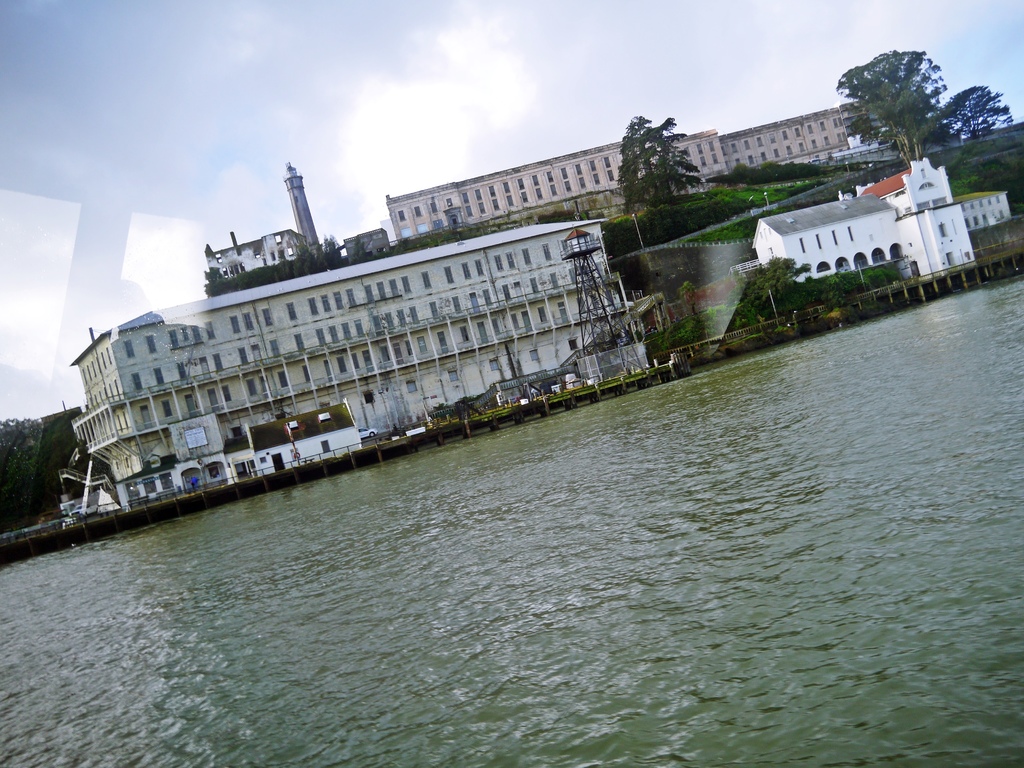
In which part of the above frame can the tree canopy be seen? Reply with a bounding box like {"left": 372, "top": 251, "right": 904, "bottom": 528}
{"left": 837, "top": 50, "right": 947, "bottom": 166}
{"left": 942, "top": 86, "right": 1013, "bottom": 140}
{"left": 618, "top": 116, "right": 701, "bottom": 211}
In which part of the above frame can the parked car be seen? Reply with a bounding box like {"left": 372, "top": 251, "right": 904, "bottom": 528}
{"left": 358, "top": 427, "right": 377, "bottom": 440}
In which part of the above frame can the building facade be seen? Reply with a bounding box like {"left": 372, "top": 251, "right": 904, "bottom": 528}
{"left": 72, "top": 221, "right": 628, "bottom": 506}
{"left": 385, "top": 143, "right": 623, "bottom": 239}
{"left": 205, "top": 229, "right": 305, "bottom": 277}
{"left": 677, "top": 129, "right": 731, "bottom": 178}
{"left": 343, "top": 228, "right": 391, "bottom": 260}
{"left": 385, "top": 106, "right": 854, "bottom": 239}
{"left": 754, "top": 158, "right": 977, "bottom": 279}
{"left": 958, "top": 192, "right": 1011, "bottom": 231}
{"left": 718, "top": 106, "right": 851, "bottom": 170}
{"left": 754, "top": 195, "right": 900, "bottom": 276}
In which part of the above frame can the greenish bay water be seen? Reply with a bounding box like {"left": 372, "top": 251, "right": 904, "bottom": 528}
{"left": 2, "top": 279, "right": 1023, "bottom": 767}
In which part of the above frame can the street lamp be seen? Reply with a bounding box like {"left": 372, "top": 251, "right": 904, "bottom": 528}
{"left": 632, "top": 213, "right": 645, "bottom": 250}
{"left": 763, "top": 192, "right": 770, "bottom": 210}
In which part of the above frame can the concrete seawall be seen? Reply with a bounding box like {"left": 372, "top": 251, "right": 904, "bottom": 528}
{"left": 612, "top": 241, "right": 754, "bottom": 306}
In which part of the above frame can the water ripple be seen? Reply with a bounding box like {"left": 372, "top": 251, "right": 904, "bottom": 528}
{"left": 3, "top": 280, "right": 1024, "bottom": 766}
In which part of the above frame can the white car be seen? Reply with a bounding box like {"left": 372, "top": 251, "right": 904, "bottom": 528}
{"left": 358, "top": 427, "right": 377, "bottom": 440}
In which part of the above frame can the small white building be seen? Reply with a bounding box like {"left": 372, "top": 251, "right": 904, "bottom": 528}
{"left": 958, "top": 192, "right": 1011, "bottom": 231}
{"left": 245, "top": 403, "right": 361, "bottom": 476}
{"left": 755, "top": 158, "right": 976, "bottom": 279}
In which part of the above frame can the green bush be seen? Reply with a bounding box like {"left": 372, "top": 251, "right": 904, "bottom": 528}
{"left": 645, "top": 313, "right": 708, "bottom": 356}
{"left": 726, "top": 261, "right": 902, "bottom": 330}
{"left": 709, "top": 161, "right": 828, "bottom": 185}
{"left": 536, "top": 210, "right": 579, "bottom": 224}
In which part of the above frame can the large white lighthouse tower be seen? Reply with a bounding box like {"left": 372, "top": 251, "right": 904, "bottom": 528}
{"left": 284, "top": 163, "right": 319, "bottom": 247}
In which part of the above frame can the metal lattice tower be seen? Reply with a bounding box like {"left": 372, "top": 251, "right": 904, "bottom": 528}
{"left": 560, "top": 229, "right": 630, "bottom": 355}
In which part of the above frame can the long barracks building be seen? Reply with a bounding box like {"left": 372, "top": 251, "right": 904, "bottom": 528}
{"left": 386, "top": 106, "right": 853, "bottom": 238}
{"left": 71, "top": 221, "right": 628, "bottom": 506}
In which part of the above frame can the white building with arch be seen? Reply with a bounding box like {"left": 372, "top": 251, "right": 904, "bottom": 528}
{"left": 754, "top": 158, "right": 975, "bottom": 279}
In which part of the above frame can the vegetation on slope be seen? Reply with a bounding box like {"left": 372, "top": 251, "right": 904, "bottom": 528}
{"left": 0, "top": 411, "right": 84, "bottom": 531}
{"left": 643, "top": 259, "right": 904, "bottom": 358}
{"left": 602, "top": 176, "right": 827, "bottom": 257}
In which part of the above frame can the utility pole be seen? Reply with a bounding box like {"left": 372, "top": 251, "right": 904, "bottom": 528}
{"left": 632, "top": 213, "right": 645, "bottom": 250}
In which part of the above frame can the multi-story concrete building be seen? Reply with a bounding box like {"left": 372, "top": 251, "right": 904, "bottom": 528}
{"left": 958, "top": 191, "right": 1011, "bottom": 231}
{"left": 677, "top": 129, "right": 731, "bottom": 178}
{"left": 385, "top": 106, "right": 855, "bottom": 239}
{"left": 72, "top": 221, "right": 631, "bottom": 506}
{"left": 386, "top": 142, "right": 623, "bottom": 239}
{"left": 718, "top": 106, "right": 851, "bottom": 170}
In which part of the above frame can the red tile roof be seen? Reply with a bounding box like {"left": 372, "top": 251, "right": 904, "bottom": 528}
{"left": 859, "top": 170, "right": 910, "bottom": 198}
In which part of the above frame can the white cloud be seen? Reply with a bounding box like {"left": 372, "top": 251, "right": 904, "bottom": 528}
{"left": 122, "top": 213, "right": 209, "bottom": 310}
{"left": 203, "top": 163, "right": 292, "bottom": 249}
{"left": 335, "top": 10, "right": 537, "bottom": 232}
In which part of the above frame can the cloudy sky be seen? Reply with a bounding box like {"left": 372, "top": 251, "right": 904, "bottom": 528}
{"left": 1, "top": 0, "right": 1022, "bottom": 419}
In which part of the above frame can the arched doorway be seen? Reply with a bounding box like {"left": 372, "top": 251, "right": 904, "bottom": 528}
{"left": 181, "top": 467, "right": 201, "bottom": 492}
{"left": 836, "top": 256, "right": 851, "bottom": 272}
{"left": 816, "top": 261, "right": 831, "bottom": 274}
{"left": 889, "top": 243, "right": 902, "bottom": 260}
{"left": 854, "top": 252, "right": 869, "bottom": 269}
{"left": 871, "top": 247, "right": 885, "bottom": 264}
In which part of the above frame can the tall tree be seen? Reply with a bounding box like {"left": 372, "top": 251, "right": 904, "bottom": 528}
{"left": 618, "top": 116, "right": 700, "bottom": 211}
{"left": 837, "top": 50, "right": 946, "bottom": 166}
{"left": 942, "top": 86, "right": 1013, "bottom": 140}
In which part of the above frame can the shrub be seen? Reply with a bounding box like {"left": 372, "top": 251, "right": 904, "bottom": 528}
{"left": 709, "top": 162, "right": 828, "bottom": 185}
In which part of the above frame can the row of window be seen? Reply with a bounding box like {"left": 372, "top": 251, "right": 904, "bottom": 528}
{"left": 741, "top": 136, "right": 835, "bottom": 166}
{"left": 121, "top": 244, "right": 570, "bottom": 365}
{"left": 729, "top": 118, "right": 845, "bottom": 155}
{"left": 82, "top": 344, "right": 116, "bottom": 385}
{"left": 963, "top": 195, "right": 1003, "bottom": 210}
{"left": 798, "top": 225, "right": 863, "bottom": 253}
{"left": 127, "top": 343, "right": 560, "bottom": 427}
{"left": 120, "top": 293, "right": 577, "bottom": 400}
{"left": 394, "top": 160, "right": 617, "bottom": 232}
{"left": 117, "top": 271, "right": 580, "bottom": 397}
{"left": 214, "top": 248, "right": 564, "bottom": 334}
